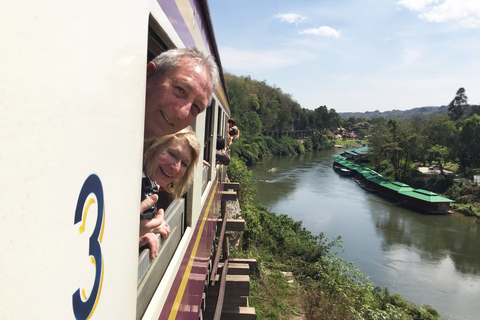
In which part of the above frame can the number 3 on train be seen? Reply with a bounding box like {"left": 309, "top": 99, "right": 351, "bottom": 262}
{"left": 72, "top": 174, "right": 105, "bottom": 320}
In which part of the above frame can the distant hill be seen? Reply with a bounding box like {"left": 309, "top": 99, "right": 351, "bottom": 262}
{"left": 339, "top": 106, "right": 450, "bottom": 121}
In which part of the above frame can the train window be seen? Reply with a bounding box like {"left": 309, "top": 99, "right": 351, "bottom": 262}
{"left": 202, "top": 100, "right": 215, "bottom": 192}
{"left": 147, "top": 15, "right": 174, "bottom": 60}
{"left": 137, "top": 16, "right": 186, "bottom": 319}
{"left": 217, "top": 106, "right": 223, "bottom": 137}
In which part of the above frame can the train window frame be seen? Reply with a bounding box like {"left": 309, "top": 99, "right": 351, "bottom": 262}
{"left": 137, "top": 15, "right": 194, "bottom": 319}
{"left": 217, "top": 105, "right": 223, "bottom": 137}
{"left": 202, "top": 99, "right": 215, "bottom": 192}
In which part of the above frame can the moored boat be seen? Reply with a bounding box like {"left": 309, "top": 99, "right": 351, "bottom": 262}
{"left": 397, "top": 189, "right": 454, "bottom": 214}
{"left": 332, "top": 153, "right": 454, "bottom": 215}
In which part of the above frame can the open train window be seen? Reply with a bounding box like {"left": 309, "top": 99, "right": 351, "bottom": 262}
{"left": 202, "top": 100, "right": 215, "bottom": 192}
{"left": 147, "top": 15, "right": 172, "bottom": 60}
{"left": 217, "top": 106, "right": 228, "bottom": 138}
{"left": 137, "top": 16, "right": 190, "bottom": 319}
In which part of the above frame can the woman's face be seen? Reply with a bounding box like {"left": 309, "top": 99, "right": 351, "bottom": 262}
{"left": 150, "top": 138, "right": 192, "bottom": 187}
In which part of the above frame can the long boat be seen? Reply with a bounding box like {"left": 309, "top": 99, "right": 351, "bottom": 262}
{"left": 333, "top": 155, "right": 454, "bottom": 214}
{"left": 0, "top": 1, "right": 244, "bottom": 319}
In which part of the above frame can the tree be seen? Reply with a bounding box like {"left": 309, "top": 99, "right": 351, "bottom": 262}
{"left": 387, "top": 119, "right": 411, "bottom": 180}
{"left": 368, "top": 118, "right": 388, "bottom": 167}
{"left": 448, "top": 87, "right": 468, "bottom": 121}
{"left": 458, "top": 114, "right": 480, "bottom": 174}
{"left": 276, "top": 103, "right": 293, "bottom": 132}
{"left": 398, "top": 122, "right": 425, "bottom": 179}
{"left": 422, "top": 115, "right": 457, "bottom": 152}
{"left": 328, "top": 108, "right": 342, "bottom": 131}
{"left": 427, "top": 144, "right": 449, "bottom": 176}
{"left": 239, "top": 111, "right": 262, "bottom": 137}
{"left": 313, "top": 105, "right": 329, "bottom": 130}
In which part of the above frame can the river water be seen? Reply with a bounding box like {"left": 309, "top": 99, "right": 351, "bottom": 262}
{"left": 249, "top": 148, "right": 480, "bottom": 320}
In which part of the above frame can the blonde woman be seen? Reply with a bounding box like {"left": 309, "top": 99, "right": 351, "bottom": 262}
{"left": 139, "top": 126, "right": 200, "bottom": 258}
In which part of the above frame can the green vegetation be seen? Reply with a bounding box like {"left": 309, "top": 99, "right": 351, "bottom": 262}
{"left": 225, "top": 71, "right": 480, "bottom": 213}
{"left": 365, "top": 103, "right": 480, "bottom": 217}
{"left": 227, "top": 158, "right": 444, "bottom": 320}
{"left": 334, "top": 139, "right": 367, "bottom": 147}
{"left": 444, "top": 181, "right": 480, "bottom": 217}
{"left": 226, "top": 73, "right": 342, "bottom": 134}
{"left": 224, "top": 72, "right": 479, "bottom": 320}
{"left": 327, "top": 87, "right": 480, "bottom": 217}
{"left": 226, "top": 74, "right": 337, "bottom": 165}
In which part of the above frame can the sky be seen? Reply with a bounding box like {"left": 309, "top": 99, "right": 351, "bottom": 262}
{"left": 208, "top": 0, "right": 480, "bottom": 113}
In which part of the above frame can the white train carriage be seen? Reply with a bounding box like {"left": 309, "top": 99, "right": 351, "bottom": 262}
{"left": 0, "top": 0, "right": 231, "bottom": 319}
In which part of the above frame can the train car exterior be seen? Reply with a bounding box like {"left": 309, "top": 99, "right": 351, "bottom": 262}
{"left": 0, "top": 0, "right": 230, "bottom": 319}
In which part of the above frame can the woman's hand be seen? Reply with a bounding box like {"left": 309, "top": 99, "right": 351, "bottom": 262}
{"left": 140, "top": 194, "right": 162, "bottom": 236}
{"left": 140, "top": 194, "right": 171, "bottom": 240}
{"left": 139, "top": 233, "right": 159, "bottom": 259}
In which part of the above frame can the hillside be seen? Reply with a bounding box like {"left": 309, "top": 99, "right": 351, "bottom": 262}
{"left": 339, "top": 105, "right": 450, "bottom": 121}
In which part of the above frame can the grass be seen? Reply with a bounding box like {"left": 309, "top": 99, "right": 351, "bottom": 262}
{"left": 249, "top": 268, "right": 305, "bottom": 319}
{"left": 334, "top": 139, "right": 367, "bottom": 147}
{"left": 443, "top": 162, "right": 459, "bottom": 172}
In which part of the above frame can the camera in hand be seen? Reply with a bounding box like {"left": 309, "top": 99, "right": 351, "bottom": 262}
{"left": 140, "top": 177, "right": 159, "bottom": 220}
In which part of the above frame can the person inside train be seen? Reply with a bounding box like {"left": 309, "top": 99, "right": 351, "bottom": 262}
{"left": 215, "top": 135, "right": 230, "bottom": 166}
{"left": 140, "top": 47, "right": 219, "bottom": 256}
{"left": 139, "top": 126, "right": 200, "bottom": 259}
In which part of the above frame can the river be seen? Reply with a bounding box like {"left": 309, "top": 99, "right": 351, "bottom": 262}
{"left": 249, "top": 148, "right": 480, "bottom": 320}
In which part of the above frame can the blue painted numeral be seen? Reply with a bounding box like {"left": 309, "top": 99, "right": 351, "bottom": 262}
{"left": 73, "top": 174, "right": 105, "bottom": 320}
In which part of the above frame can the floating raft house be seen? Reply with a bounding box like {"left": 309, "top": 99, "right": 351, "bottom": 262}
{"left": 333, "top": 153, "right": 454, "bottom": 214}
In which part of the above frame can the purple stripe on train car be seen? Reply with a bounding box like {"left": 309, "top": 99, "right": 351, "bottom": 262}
{"left": 158, "top": 181, "right": 221, "bottom": 320}
{"left": 157, "top": 0, "right": 215, "bottom": 56}
{"left": 157, "top": 0, "right": 196, "bottom": 47}
{"left": 190, "top": 0, "right": 212, "bottom": 54}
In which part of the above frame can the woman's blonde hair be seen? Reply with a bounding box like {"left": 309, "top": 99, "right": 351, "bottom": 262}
{"left": 143, "top": 126, "right": 200, "bottom": 199}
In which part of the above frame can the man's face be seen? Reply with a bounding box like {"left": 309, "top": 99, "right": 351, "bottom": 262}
{"left": 144, "top": 57, "right": 213, "bottom": 139}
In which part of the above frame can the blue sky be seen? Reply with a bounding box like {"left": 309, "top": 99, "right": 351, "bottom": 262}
{"left": 209, "top": 0, "right": 480, "bottom": 113}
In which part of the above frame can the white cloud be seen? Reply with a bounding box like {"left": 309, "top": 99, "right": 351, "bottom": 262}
{"left": 397, "top": 0, "right": 439, "bottom": 11}
{"left": 274, "top": 13, "right": 307, "bottom": 25}
{"left": 299, "top": 26, "right": 341, "bottom": 38}
{"left": 398, "top": 0, "right": 480, "bottom": 28}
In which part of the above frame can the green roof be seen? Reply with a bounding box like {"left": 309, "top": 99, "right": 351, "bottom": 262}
{"left": 398, "top": 189, "right": 454, "bottom": 203}
{"left": 355, "top": 146, "right": 371, "bottom": 153}
{"left": 361, "top": 171, "right": 377, "bottom": 178}
{"left": 350, "top": 164, "right": 364, "bottom": 171}
{"left": 382, "top": 181, "right": 414, "bottom": 192}
{"left": 357, "top": 167, "right": 374, "bottom": 174}
{"left": 341, "top": 162, "right": 356, "bottom": 169}
{"left": 366, "top": 175, "right": 391, "bottom": 185}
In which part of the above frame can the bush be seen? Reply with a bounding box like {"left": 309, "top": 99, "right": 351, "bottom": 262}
{"left": 229, "top": 133, "right": 331, "bottom": 165}
{"left": 227, "top": 157, "right": 257, "bottom": 207}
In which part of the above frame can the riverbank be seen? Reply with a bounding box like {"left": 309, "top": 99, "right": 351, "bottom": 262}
{"left": 228, "top": 157, "right": 446, "bottom": 320}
